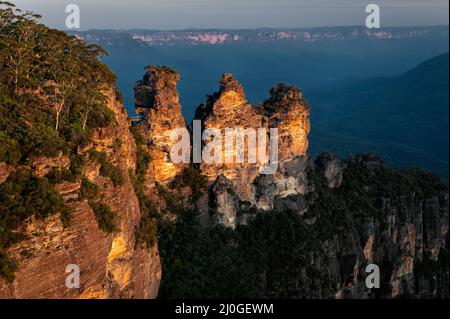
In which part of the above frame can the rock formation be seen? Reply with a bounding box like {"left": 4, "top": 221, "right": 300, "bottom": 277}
{"left": 134, "top": 66, "right": 188, "bottom": 185}
{"left": 195, "top": 74, "right": 266, "bottom": 203}
{"left": 184, "top": 73, "right": 448, "bottom": 298}
{"left": 195, "top": 74, "right": 310, "bottom": 228}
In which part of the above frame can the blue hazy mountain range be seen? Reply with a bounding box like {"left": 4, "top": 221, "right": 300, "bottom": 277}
{"left": 309, "top": 53, "right": 449, "bottom": 180}
{"left": 84, "top": 27, "right": 449, "bottom": 177}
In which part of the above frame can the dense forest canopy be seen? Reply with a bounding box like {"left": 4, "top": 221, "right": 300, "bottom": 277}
{"left": 0, "top": 1, "right": 117, "bottom": 165}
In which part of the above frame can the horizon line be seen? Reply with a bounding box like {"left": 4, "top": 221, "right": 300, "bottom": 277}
{"left": 65, "top": 24, "right": 450, "bottom": 33}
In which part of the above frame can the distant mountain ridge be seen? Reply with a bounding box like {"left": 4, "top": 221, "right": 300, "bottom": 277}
{"left": 309, "top": 53, "right": 449, "bottom": 179}
{"left": 72, "top": 25, "right": 449, "bottom": 47}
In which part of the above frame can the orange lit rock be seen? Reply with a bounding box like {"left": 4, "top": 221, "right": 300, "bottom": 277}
{"left": 134, "top": 66, "right": 188, "bottom": 185}
{"left": 195, "top": 74, "right": 311, "bottom": 226}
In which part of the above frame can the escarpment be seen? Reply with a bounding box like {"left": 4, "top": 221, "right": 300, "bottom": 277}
{"left": 0, "top": 9, "right": 162, "bottom": 297}
{"left": 0, "top": 88, "right": 161, "bottom": 298}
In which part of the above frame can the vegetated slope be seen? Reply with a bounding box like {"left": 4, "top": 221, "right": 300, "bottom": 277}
{"left": 0, "top": 3, "right": 160, "bottom": 298}
{"left": 309, "top": 53, "right": 449, "bottom": 179}
{"left": 158, "top": 155, "right": 449, "bottom": 299}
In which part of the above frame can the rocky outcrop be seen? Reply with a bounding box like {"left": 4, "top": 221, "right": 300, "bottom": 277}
{"left": 132, "top": 70, "right": 311, "bottom": 228}
{"left": 195, "top": 73, "right": 265, "bottom": 202}
{"left": 190, "top": 73, "right": 448, "bottom": 298}
{"left": 29, "top": 153, "right": 71, "bottom": 177}
{"left": 195, "top": 74, "right": 310, "bottom": 228}
{"left": 330, "top": 155, "right": 449, "bottom": 299}
{"left": 263, "top": 83, "right": 310, "bottom": 162}
{"left": 134, "top": 66, "right": 188, "bottom": 185}
{"left": 0, "top": 162, "right": 14, "bottom": 184}
{"left": 314, "top": 153, "right": 345, "bottom": 188}
{"left": 0, "top": 88, "right": 161, "bottom": 299}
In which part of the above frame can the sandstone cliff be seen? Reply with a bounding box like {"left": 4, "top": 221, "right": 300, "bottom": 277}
{"left": 0, "top": 88, "right": 161, "bottom": 299}
{"left": 134, "top": 66, "right": 188, "bottom": 186}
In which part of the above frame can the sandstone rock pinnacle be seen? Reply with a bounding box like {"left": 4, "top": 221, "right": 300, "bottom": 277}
{"left": 134, "top": 66, "right": 188, "bottom": 184}
{"left": 194, "top": 73, "right": 311, "bottom": 227}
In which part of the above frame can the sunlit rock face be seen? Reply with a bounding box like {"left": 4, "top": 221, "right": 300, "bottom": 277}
{"left": 195, "top": 74, "right": 266, "bottom": 202}
{"left": 134, "top": 66, "right": 188, "bottom": 185}
{"left": 0, "top": 88, "right": 161, "bottom": 299}
{"left": 263, "top": 83, "right": 310, "bottom": 163}
{"left": 195, "top": 74, "right": 311, "bottom": 228}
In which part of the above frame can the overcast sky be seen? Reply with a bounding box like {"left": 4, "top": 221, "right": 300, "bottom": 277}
{"left": 12, "top": 0, "right": 450, "bottom": 30}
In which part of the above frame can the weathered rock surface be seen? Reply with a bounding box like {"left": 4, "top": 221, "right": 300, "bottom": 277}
{"left": 191, "top": 73, "right": 448, "bottom": 298}
{"left": 199, "top": 154, "right": 449, "bottom": 299}
{"left": 335, "top": 155, "right": 449, "bottom": 299}
{"left": 195, "top": 74, "right": 265, "bottom": 203}
{"left": 271, "top": 154, "right": 449, "bottom": 299}
{"left": 134, "top": 66, "right": 188, "bottom": 185}
{"left": 315, "top": 152, "right": 345, "bottom": 188}
{"left": 263, "top": 83, "right": 310, "bottom": 163}
{"left": 0, "top": 88, "right": 161, "bottom": 299}
{"left": 195, "top": 74, "right": 311, "bottom": 228}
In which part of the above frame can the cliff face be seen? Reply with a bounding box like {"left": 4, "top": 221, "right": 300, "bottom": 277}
{"left": 191, "top": 74, "right": 448, "bottom": 298}
{"left": 0, "top": 89, "right": 161, "bottom": 299}
{"left": 157, "top": 152, "right": 449, "bottom": 299}
{"left": 134, "top": 66, "right": 188, "bottom": 185}
{"left": 74, "top": 26, "right": 449, "bottom": 47}
{"left": 195, "top": 74, "right": 266, "bottom": 203}
{"left": 309, "top": 155, "right": 449, "bottom": 299}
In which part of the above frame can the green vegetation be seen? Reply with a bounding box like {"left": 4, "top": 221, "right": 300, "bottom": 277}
{"left": 99, "top": 158, "right": 124, "bottom": 187}
{"left": 0, "top": 169, "right": 68, "bottom": 281}
{"left": 156, "top": 183, "right": 185, "bottom": 216}
{"left": 89, "top": 150, "right": 124, "bottom": 187}
{"left": 158, "top": 159, "right": 448, "bottom": 298}
{"left": 144, "top": 65, "right": 178, "bottom": 76}
{"left": 129, "top": 125, "right": 158, "bottom": 249}
{"left": 0, "top": 130, "right": 20, "bottom": 164}
{"left": 158, "top": 209, "right": 327, "bottom": 299}
{"left": 0, "top": 250, "right": 16, "bottom": 283}
{"left": 135, "top": 209, "right": 158, "bottom": 249}
{"left": 1, "top": 1, "right": 117, "bottom": 166}
{"left": 78, "top": 177, "right": 116, "bottom": 234}
{"left": 171, "top": 166, "right": 208, "bottom": 204}
{"left": 79, "top": 177, "right": 99, "bottom": 201}
{"left": 91, "top": 202, "right": 116, "bottom": 234}
{"left": 0, "top": 169, "right": 67, "bottom": 242}
{"left": 45, "top": 167, "right": 76, "bottom": 184}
